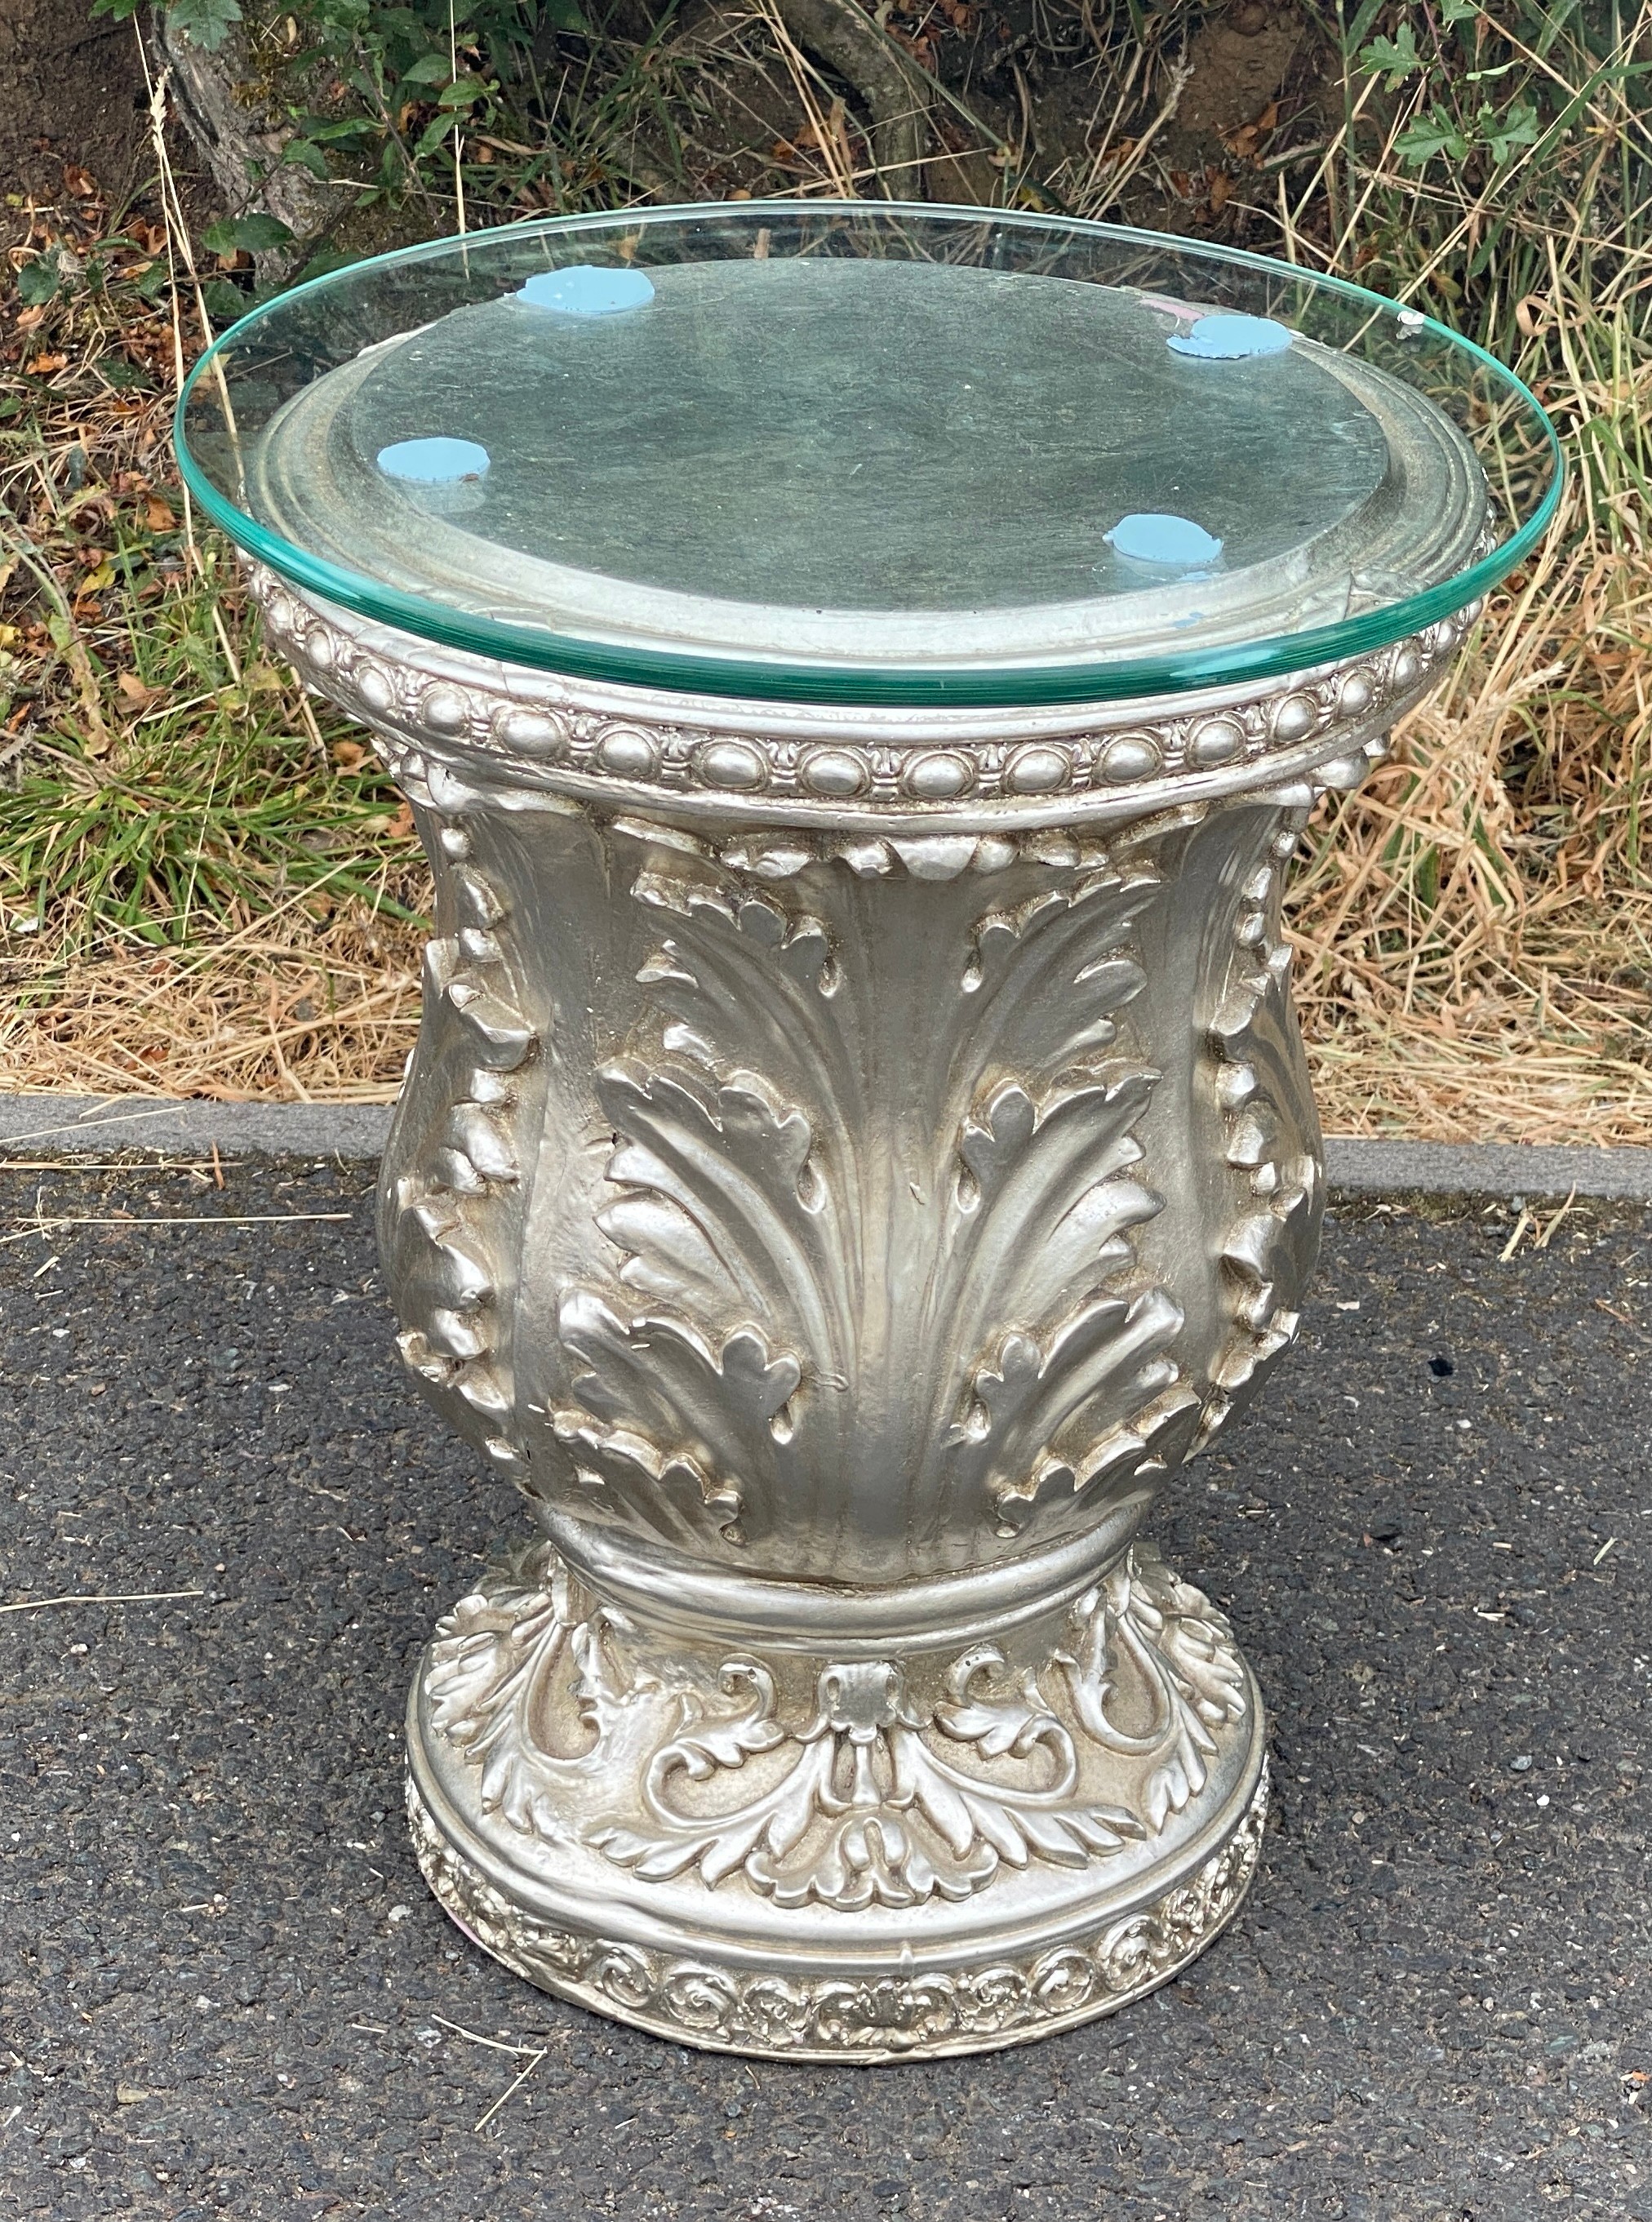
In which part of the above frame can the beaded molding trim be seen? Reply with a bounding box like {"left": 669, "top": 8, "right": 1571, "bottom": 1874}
{"left": 251, "top": 562, "right": 1481, "bottom": 816}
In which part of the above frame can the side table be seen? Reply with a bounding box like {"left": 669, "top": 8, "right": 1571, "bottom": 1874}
{"left": 178, "top": 203, "right": 1558, "bottom": 2060}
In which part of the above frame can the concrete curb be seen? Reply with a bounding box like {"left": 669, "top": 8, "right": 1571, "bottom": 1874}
{"left": 2, "top": 1095, "right": 1651, "bottom": 1201}
{"left": 0, "top": 1095, "right": 397, "bottom": 1162}
{"left": 1322, "top": 1137, "right": 1652, "bottom": 1201}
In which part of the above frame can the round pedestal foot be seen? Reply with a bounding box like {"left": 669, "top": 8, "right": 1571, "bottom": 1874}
{"left": 409, "top": 1762, "right": 1267, "bottom": 2061}
{"left": 405, "top": 1544, "right": 1269, "bottom": 2062}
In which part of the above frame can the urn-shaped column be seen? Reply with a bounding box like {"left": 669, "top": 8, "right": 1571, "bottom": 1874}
{"left": 255, "top": 572, "right": 1474, "bottom": 2059}
{"left": 385, "top": 758, "right": 1323, "bottom": 1583}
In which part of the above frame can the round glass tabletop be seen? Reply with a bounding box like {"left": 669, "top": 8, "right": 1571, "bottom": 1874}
{"left": 176, "top": 202, "right": 1561, "bottom": 708}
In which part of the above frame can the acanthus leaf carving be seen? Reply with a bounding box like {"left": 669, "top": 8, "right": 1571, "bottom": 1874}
{"left": 550, "top": 832, "right": 1193, "bottom": 1566}
{"left": 424, "top": 1556, "right": 597, "bottom": 1838}
{"left": 1058, "top": 1553, "right": 1250, "bottom": 1833}
{"left": 592, "top": 1641, "right": 1148, "bottom": 1910}
{"left": 987, "top": 1367, "right": 1201, "bottom": 1540}
{"left": 957, "top": 1290, "right": 1185, "bottom": 1532}
{"left": 424, "top": 1543, "right": 1248, "bottom": 1912}
{"left": 388, "top": 811, "right": 537, "bottom": 1479}
{"left": 1195, "top": 828, "right": 1325, "bottom": 1454}
{"left": 552, "top": 1289, "right": 801, "bottom": 1545}
{"left": 594, "top": 1059, "right": 838, "bottom": 1329}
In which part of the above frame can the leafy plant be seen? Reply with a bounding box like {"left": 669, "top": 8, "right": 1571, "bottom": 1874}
{"left": 95, "top": 0, "right": 684, "bottom": 238}
{"left": 91, "top": 0, "right": 244, "bottom": 51}
{"left": 1326, "top": 1, "right": 1652, "bottom": 379}
{"left": 1392, "top": 97, "right": 1540, "bottom": 168}
{"left": 201, "top": 214, "right": 298, "bottom": 256}
{"left": 16, "top": 250, "right": 64, "bottom": 309}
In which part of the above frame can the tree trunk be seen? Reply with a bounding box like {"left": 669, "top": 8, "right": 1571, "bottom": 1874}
{"left": 771, "top": 0, "right": 932, "bottom": 194}
{"left": 155, "top": 11, "right": 346, "bottom": 270}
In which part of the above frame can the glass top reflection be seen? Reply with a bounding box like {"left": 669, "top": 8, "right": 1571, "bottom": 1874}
{"left": 176, "top": 202, "right": 1561, "bottom": 708}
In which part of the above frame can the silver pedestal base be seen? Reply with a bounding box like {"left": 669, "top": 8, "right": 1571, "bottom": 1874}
{"left": 247, "top": 566, "right": 1476, "bottom": 2057}
{"left": 405, "top": 1543, "right": 1268, "bottom": 2062}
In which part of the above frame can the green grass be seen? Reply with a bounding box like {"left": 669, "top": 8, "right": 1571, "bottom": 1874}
{"left": 0, "top": 184, "right": 426, "bottom": 958}
{"left": 0, "top": 543, "right": 423, "bottom": 953}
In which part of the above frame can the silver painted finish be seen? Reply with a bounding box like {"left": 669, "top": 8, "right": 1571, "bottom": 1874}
{"left": 254, "top": 562, "right": 1467, "bottom": 827}
{"left": 257, "top": 565, "right": 1471, "bottom": 2057}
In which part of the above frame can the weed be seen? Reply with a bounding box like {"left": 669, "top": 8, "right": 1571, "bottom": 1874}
{"left": 3, "top": 5, "right": 1650, "bottom": 1127}
{"left": 1276, "top": 2, "right": 1652, "bottom": 1141}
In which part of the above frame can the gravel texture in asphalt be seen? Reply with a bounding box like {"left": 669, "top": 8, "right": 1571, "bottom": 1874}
{"left": 0, "top": 1158, "right": 1647, "bottom": 2221}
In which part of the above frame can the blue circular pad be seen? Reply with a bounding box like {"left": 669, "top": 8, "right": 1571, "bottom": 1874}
{"left": 517, "top": 266, "right": 656, "bottom": 317}
{"left": 375, "top": 436, "right": 491, "bottom": 483}
{"left": 1168, "top": 313, "right": 1295, "bottom": 361}
{"left": 1105, "top": 512, "right": 1224, "bottom": 567}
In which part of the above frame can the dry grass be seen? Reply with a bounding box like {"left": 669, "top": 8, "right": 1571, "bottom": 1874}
{"left": 1, "top": 151, "right": 429, "bottom": 1104}
{"left": 2, "top": 8, "right": 1650, "bottom": 1138}
{"left": 0, "top": 910, "right": 423, "bottom": 1103}
{"left": 1292, "top": 541, "right": 1652, "bottom": 1144}
{"left": 1285, "top": 132, "right": 1652, "bottom": 1141}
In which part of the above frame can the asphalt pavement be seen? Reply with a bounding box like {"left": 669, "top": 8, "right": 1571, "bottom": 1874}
{"left": 0, "top": 1156, "right": 1647, "bottom": 2222}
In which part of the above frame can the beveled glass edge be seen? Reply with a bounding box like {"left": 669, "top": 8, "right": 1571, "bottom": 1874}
{"left": 173, "top": 199, "right": 1565, "bottom": 710}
